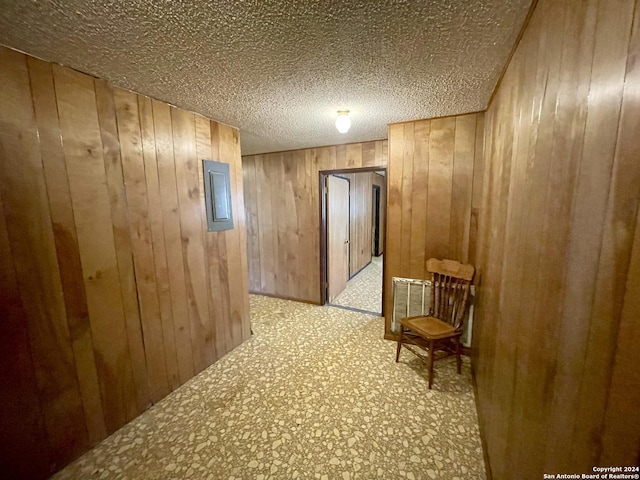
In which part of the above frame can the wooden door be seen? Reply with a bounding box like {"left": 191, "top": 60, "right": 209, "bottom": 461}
{"left": 327, "top": 175, "right": 350, "bottom": 301}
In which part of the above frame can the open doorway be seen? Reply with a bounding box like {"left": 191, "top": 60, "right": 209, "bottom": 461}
{"left": 320, "top": 168, "right": 387, "bottom": 315}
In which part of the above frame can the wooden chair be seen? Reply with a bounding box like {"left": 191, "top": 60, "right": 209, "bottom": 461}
{"left": 395, "top": 258, "right": 475, "bottom": 389}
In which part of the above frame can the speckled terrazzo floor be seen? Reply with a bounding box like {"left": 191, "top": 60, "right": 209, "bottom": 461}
{"left": 52, "top": 295, "right": 485, "bottom": 480}
{"left": 331, "top": 255, "right": 383, "bottom": 314}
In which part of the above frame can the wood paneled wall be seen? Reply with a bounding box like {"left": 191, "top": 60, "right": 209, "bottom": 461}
{"left": 0, "top": 46, "right": 250, "bottom": 479}
{"left": 473, "top": 0, "right": 640, "bottom": 477}
{"left": 384, "top": 113, "right": 484, "bottom": 329}
{"left": 243, "top": 141, "right": 387, "bottom": 304}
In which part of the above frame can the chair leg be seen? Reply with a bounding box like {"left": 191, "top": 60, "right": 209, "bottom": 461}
{"left": 456, "top": 336, "right": 462, "bottom": 374}
{"left": 428, "top": 340, "right": 435, "bottom": 389}
{"left": 395, "top": 327, "right": 403, "bottom": 362}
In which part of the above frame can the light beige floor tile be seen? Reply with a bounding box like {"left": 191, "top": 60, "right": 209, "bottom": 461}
{"left": 53, "top": 295, "right": 485, "bottom": 480}
{"left": 331, "top": 255, "right": 383, "bottom": 313}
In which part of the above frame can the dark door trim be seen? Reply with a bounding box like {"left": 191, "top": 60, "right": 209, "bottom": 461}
{"left": 372, "top": 184, "right": 381, "bottom": 256}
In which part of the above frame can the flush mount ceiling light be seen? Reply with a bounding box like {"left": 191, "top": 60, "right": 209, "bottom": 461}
{"left": 335, "top": 110, "right": 351, "bottom": 133}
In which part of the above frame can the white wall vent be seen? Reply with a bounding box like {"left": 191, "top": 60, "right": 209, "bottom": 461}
{"left": 391, "top": 277, "right": 475, "bottom": 347}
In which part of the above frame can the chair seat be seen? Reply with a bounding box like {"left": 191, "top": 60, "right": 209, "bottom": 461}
{"left": 400, "top": 315, "right": 462, "bottom": 340}
{"left": 394, "top": 258, "right": 474, "bottom": 389}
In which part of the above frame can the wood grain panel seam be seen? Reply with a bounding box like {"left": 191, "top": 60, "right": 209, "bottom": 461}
{"left": 116, "top": 90, "right": 171, "bottom": 403}
{"left": 566, "top": 0, "right": 633, "bottom": 463}
{"left": 94, "top": 86, "right": 147, "bottom": 414}
{"left": 28, "top": 58, "right": 96, "bottom": 446}
{"left": 449, "top": 118, "right": 458, "bottom": 259}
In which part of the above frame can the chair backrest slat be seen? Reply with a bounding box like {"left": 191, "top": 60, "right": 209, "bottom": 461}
{"left": 427, "top": 259, "right": 474, "bottom": 329}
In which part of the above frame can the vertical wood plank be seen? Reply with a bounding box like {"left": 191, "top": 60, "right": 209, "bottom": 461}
{"left": 468, "top": 113, "right": 485, "bottom": 266}
{"left": 362, "top": 142, "right": 377, "bottom": 167}
{"left": 540, "top": 0, "right": 597, "bottom": 470}
{"left": 426, "top": 117, "right": 455, "bottom": 260}
{"left": 298, "top": 150, "right": 316, "bottom": 300}
{"left": 256, "top": 155, "right": 276, "bottom": 294}
{"left": 138, "top": 95, "right": 181, "bottom": 391}
{"left": 567, "top": 0, "right": 636, "bottom": 468}
{"left": 114, "top": 89, "right": 170, "bottom": 403}
{"left": 283, "top": 151, "right": 300, "bottom": 292}
{"left": 451, "top": 114, "right": 476, "bottom": 263}
{"left": 599, "top": 2, "right": 640, "bottom": 459}
{"left": 194, "top": 114, "right": 220, "bottom": 361}
{"left": 475, "top": 66, "right": 519, "bottom": 476}
{"left": 207, "top": 121, "right": 230, "bottom": 357}
{"left": 219, "top": 123, "right": 245, "bottom": 349}
{"left": 409, "top": 120, "right": 429, "bottom": 278}
{"left": 28, "top": 56, "right": 107, "bottom": 445}
{"left": 600, "top": 207, "right": 640, "bottom": 463}
{"left": 381, "top": 140, "right": 389, "bottom": 166}
{"left": 311, "top": 148, "right": 325, "bottom": 301}
{"left": 346, "top": 143, "right": 363, "bottom": 168}
{"left": 0, "top": 50, "right": 90, "bottom": 468}
{"left": 385, "top": 123, "right": 405, "bottom": 324}
{"left": 54, "top": 64, "right": 138, "bottom": 431}
{"left": 273, "top": 154, "right": 287, "bottom": 296}
{"left": 0, "top": 196, "right": 53, "bottom": 479}
{"left": 152, "top": 100, "right": 195, "bottom": 383}
{"left": 318, "top": 146, "right": 337, "bottom": 171}
{"left": 336, "top": 144, "right": 347, "bottom": 168}
{"left": 486, "top": 23, "right": 538, "bottom": 475}
{"left": 171, "top": 107, "right": 212, "bottom": 373}
{"left": 231, "top": 127, "right": 251, "bottom": 341}
{"left": 94, "top": 79, "right": 150, "bottom": 414}
{"left": 400, "top": 123, "right": 414, "bottom": 276}
{"left": 507, "top": 0, "right": 564, "bottom": 470}
{"left": 243, "top": 156, "right": 261, "bottom": 292}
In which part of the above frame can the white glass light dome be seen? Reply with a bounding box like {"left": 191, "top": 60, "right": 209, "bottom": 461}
{"left": 335, "top": 111, "right": 351, "bottom": 133}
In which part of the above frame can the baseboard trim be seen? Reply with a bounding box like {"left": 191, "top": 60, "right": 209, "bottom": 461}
{"left": 327, "top": 303, "right": 381, "bottom": 316}
{"left": 248, "top": 291, "right": 321, "bottom": 305}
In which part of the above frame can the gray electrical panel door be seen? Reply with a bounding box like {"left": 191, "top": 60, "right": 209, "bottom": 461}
{"left": 203, "top": 159, "right": 234, "bottom": 232}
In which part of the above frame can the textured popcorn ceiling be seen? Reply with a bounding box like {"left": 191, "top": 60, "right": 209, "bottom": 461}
{"left": 0, "top": 1, "right": 531, "bottom": 155}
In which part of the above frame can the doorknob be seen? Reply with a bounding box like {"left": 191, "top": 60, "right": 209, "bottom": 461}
{"left": 344, "top": 240, "right": 349, "bottom": 244}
